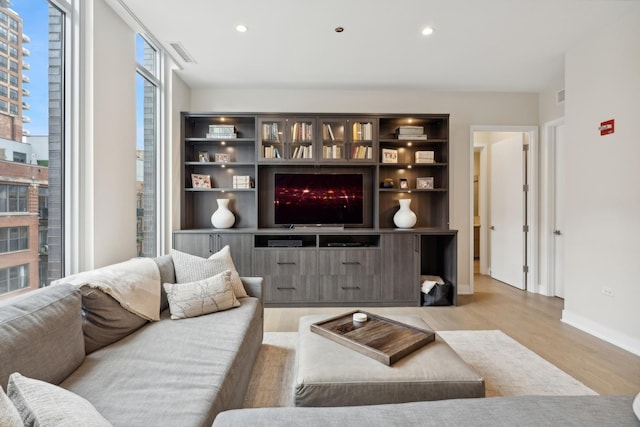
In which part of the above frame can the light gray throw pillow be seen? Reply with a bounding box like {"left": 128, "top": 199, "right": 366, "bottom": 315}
{"left": 0, "top": 387, "right": 22, "bottom": 427}
{"left": 8, "top": 373, "right": 112, "bottom": 427}
{"left": 163, "top": 270, "right": 240, "bottom": 319}
{"left": 171, "top": 246, "right": 248, "bottom": 298}
{"left": 633, "top": 392, "right": 640, "bottom": 421}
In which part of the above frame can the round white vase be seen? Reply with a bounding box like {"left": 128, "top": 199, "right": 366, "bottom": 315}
{"left": 393, "top": 198, "right": 417, "bottom": 228}
{"left": 211, "top": 198, "right": 235, "bottom": 229}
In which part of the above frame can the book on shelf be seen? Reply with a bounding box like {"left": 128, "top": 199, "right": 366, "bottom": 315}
{"left": 415, "top": 150, "right": 435, "bottom": 163}
{"left": 207, "top": 125, "right": 237, "bottom": 139}
{"left": 397, "top": 134, "right": 427, "bottom": 140}
{"left": 323, "top": 124, "right": 335, "bottom": 141}
{"left": 324, "top": 144, "right": 342, "bottom": 159}
{"left": 292, "top": 122, "right": 313, "bottom": 143}
{"left": 232, "top": 175, "right": 252, "bottom": 189}
{"left": 206, "top": 133, "right": 237, "bottom": 139}
{"left": 397, "top": 126, "right": 424, "bottom": 135}
{"left": 352, "top": 122, "right": 372, "bottom": 141}
{"left": 262, "top": 123, "right": 280, "bottom": 142}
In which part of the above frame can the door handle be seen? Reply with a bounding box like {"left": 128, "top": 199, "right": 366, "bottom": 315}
{"left": 490, "top": 226, "right": 495, "bottom": 230}
{"left": 553, "top": 230, "right": 562, "bottom": 236}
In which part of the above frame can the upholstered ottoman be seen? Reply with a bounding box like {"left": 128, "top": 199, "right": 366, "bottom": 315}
{"left": 294, "top": 314, "right": 485, "bottom": 407}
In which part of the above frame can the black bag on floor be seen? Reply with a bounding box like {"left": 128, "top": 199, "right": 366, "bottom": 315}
{"left": 422, "top": 282, "right": 452, "bottom": 306}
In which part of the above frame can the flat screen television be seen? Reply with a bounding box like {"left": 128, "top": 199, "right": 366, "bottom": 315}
{"left": 274, "top": 173, "right": 364, "bottom": 225}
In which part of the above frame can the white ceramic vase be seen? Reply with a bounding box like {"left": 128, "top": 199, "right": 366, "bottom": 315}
{"left": 393, "top": 198, "right": 417, "bottom": 228}
{"left": 211, "top": 198, "right": 235, "bottom": 229}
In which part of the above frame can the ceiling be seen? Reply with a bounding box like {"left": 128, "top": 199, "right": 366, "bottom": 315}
{"left": 119, "top": 0, "right": 639, "bottom": 93}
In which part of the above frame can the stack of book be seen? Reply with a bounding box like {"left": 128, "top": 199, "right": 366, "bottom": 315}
{"left": 415, "top": 151, "right": 435, "bottom": 164}
{"left": 232, "top": 175, "right": 251, "bottom": 189}
{"left": 352, "top": 145, "right": 373, "bottom": 159}
{"left": 396, "top": 126, "right": 427, "bottom": 140}
{"left": 207, "top": 125, "right": 237, "bottom": 139}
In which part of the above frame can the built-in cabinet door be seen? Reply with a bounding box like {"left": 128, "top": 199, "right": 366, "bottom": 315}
{"left": 381, "top": 233, "right": 420, "bottom": 304}
{"left": 172, "top": 232, "right": 253, "bottom": 276}
{"left": 318, "top": 249, "right": 381, "bottom": 302}
{"left": 254, "top": 249, "right": 318, "bottom": 303}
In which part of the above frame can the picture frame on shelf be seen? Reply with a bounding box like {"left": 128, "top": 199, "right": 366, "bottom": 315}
{"left": 400, "top": 178, "right": 408, "bottom": 189}
{"left": 191, "top": 174, "right": 211, "bottom": 189}
{"left": 417, "top": 177, "right": 434, "bottom": 190}
{"left": 381, "top": 148, "right": 398, "bottom": 163}
{"left": 215, "top": 153, "right": 231, "bottom": 162}
{"left": 198, "top": 151, "right": 210, "bottom": 162}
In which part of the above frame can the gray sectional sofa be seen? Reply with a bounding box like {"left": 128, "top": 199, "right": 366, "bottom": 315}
{"left": 0, "top": 253, "right": 264, "bottom": 427}
{"left": 213, "top": 395, "right": 640, "bottom": 426}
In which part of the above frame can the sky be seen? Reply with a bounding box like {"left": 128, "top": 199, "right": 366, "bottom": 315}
{"left": 10, "top": 0, "right": 49, "bottom": 136}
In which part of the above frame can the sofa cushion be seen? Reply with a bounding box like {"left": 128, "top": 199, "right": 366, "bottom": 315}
{"left": 171, "top": 247, "right": 248, "bottom": 298}
{"left": 633, "top": 392, "right": 640, "bottom": 421}
{"left": 7, "top": 373, "right": 112, "bottom": 427}
{"left": 80, "top": 285, "right": 148, "bottom": 354}
{"left": 212, "top": 395, "right": 640, "bottom": 427}
{"left": 0, "top": 387, "right": 22, "bottom": 427}
{"left": 0, "top": 284, "right": 85, "bottom": 390}
{"left": 163, "top": 270, "right": 239, "bottom": 319}
{"left": 61, "top": 297, "right": 263, "bottom": 427}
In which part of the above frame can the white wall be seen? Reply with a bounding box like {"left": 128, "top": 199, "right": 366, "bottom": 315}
{"left": 185, "top": 90, "right": 539, "bottom": 292}
{"left": 82, "top": 0, "right": 137, "bottom": 268}
{"left": 562, "top": 11, "right": 640, "bottom": 355}
{"left": 169, "top": 73, "right": 191, "bottom": 237}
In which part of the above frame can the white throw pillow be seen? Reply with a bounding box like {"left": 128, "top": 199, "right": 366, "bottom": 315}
{"left": 171, "top": 246, "right": 248, "bottom": 298}
{"left": 7, "top": 373, "right": 113, "bottom": 427}
{"left": 0, "top": 386, "right": 22, "bottom": 427}
{"left": 633, "top": 392, "right": 640, "bottom": 421}
{"left": 163, "top": 270, "right": 240, "bottom": 319}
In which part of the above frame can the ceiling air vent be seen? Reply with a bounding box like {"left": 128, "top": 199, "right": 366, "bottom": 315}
{"left": 556, "top": 89, "right": 566, "bottom": 104}
{"left": 169, "top": 41, "right": 195, "bottom": 64}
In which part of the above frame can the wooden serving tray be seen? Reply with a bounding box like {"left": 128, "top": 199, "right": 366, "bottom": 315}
{"left": 310, "top": 310, "right": 435, "bottom": 365}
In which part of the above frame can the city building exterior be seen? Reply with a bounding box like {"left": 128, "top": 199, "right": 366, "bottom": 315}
{"left": 0, "top": 6, "right": 43, "bottom": 299}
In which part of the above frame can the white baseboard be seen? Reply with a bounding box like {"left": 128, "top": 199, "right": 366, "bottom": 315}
{"left": 457, "top": 283, "right": 472, "bottom": 295}
{"left": 562, "top": 309, "right": 640, "bottom": 357}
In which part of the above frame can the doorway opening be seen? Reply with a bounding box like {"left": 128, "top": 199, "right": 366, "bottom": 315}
{"left": 470, "top": 126, "right": 538, "bottom": 294}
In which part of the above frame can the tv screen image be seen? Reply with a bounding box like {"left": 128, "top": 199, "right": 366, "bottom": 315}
{"left": 274, "top": 173, "right": 364, "bottom": 225}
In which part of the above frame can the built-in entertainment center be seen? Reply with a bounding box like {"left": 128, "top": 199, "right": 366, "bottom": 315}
{"left": 174, "top": 112, "right": 457, "bottom": 307}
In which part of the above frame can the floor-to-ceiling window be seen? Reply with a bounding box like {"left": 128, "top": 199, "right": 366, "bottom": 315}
{"left": 135, "top": 34, "right": 160, "bottom": 257}
{"left": 0, "top": 0, "right": 68, "bottom": 298}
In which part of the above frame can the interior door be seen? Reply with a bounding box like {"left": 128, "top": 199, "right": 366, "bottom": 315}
{"left": 490, "top": 134, "right": 525, "bottom": 289}
{"left": 553, "top": 124, "right": 566, "bottom": 298}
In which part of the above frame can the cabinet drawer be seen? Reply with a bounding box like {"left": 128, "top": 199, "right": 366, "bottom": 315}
{"left": 318, "top": 249, "right": 381, "bottom": 301}
{"left": 318, "top": 249, "right": 380, "bottom": 276}
{"left": 254, "top": 249, "right": 318, "bottom": 303}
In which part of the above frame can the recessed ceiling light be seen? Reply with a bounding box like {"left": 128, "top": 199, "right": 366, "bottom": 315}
{"left": 335, "top": 27, "right": 344, "bottom": 33}
{"left": 422, "top": 26, "right": 435, "bottom": 36}
{"left": 236, "top": 24, "right": 248, "bottom": 33}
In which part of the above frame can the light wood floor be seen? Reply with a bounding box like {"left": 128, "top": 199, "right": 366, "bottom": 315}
{"left": 264, "top": 273, "right": 640, "bottom": 396}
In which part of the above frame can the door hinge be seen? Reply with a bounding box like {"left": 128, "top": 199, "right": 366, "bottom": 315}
{"left": 523, "top": 144, "right": 529, "bottom": 151}
{"left": 523, "top": 265, "right": 529, "bottom": 273}
{"left": 523, "top": 225, "right": 529, "bottom": 233}
{"left": 523, "top": 184, "right": 529, "bottom": 192}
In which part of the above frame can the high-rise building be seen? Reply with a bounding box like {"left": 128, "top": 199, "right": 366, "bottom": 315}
{"left": 0, "top": 7, "right": 28, "bottom": 142}
{"left": 0, "top": 5, "right": 43, "bottom": 299}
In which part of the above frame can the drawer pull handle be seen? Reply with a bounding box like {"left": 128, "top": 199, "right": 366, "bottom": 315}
{"left": 341, "top": 286, "right": 361, "bottom": 290}
{"left": 342, "top": 262, "right": 361, "bottom": 265}
{"left": 277, "top": 262, "right": 296, "bottom": 265}
{"left": 277, "top": 286, "right": 296, "bottom": 290}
